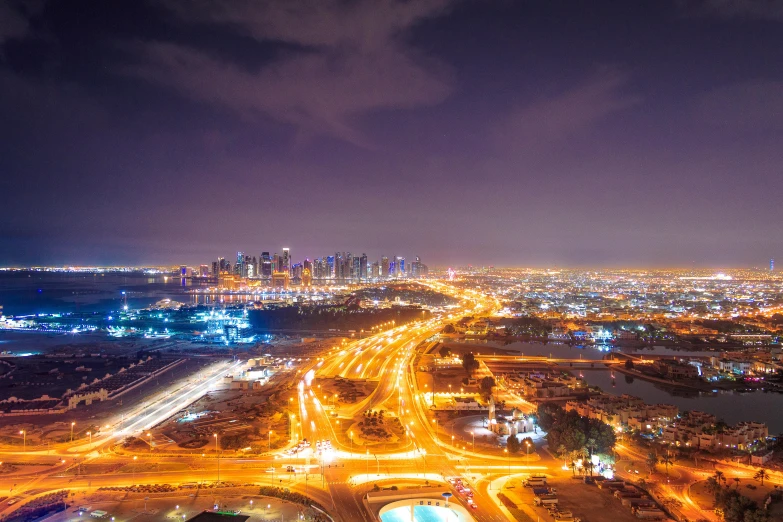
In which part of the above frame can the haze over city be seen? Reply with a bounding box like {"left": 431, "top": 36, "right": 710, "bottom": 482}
{"left": 1, "top": 0, "right": 781, "bottom": 267}
{"left": 1, "top": 4, "right": 783, "bottom": 522}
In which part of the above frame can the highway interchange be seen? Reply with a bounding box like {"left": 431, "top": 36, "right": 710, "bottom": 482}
{"left": 1, "top": 282, "right": 780, "bottom": 522}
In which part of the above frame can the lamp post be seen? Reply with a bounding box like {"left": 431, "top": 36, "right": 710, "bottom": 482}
{"left": 87, "top": 431, "right": 92, "bottom": 446}
{"left": 350, "top": 431, "right": 353, "bottom": 455}
{"left": 268, "top": 430, "right": 273, "bottom": 452}
{"left": 71, "top": 422, "right": 75, "bottom": 443}
{"left": 504, "top": 448, "right": 510, "bottom": 476}
{"left": 20, "top": 430, "right": 26, "bottom": 452}
{"left": 214, "top": 433, "right": 220, "bottom": 483}
{"left": 525, "top": 440, "right": 531, "bottom": 463}
{"left": 471, "top": 431, "right": 475, "bottom": 453}
{"left": 147, "top": 432, "right": 153, "bottom": 452}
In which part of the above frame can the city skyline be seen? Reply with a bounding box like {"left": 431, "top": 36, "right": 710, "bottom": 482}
{"left": 1, "top": 1, "right": 782, "bottom": 267}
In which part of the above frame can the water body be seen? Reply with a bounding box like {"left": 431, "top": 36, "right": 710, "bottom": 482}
{"left": 474, "top": 340, "right": 783, "bottom": 435}
{"left": 0, "top": 271, "right": 200, "bottom": 316}
{"left": 580, "top": 369, "right": 783, "bottom": 435}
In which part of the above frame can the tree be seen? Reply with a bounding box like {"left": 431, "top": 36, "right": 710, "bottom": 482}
{"left": 715, "top": 470, "right": 726, "bottom": 487}
{"left": 507, "top": 435, "right": 521, "bottom": 454}
{"left": 479, "top": 376, "right": 496, "bottom": 400}
{"left": 753, "top": 469, "right": 768, "bottom": 486}
{"left": 438, "top": 346, "right": 451, "bottom": 358}
{"left": 660, "top": 453, "right": 674, "bottom": 476}
{"left": 461, "top": 353, "right": 479, "bottom": 376}
{"left": 646, "top": 452, "right": 659, "bottom": 474}
{"left": 625, "top": 359, "right": 634, "bottom": 369}
{"left": 733, "top": 477, "right": 741, "bottom": 489}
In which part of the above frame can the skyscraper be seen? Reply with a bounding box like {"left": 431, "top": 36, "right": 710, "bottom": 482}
{"left": 380, "top": 256, "right": 389, "bottom": 278}
{"left": 282, "top": 247, "right": 291, "bottom": 275}
{"left": 261, "top": 252, "right": 272, "bottom": 277}
{"left": 236, "top": 252, "right": 245, "bottom": 277}
{"left": 359, "top": 253, "right": 368, "bottom": 280}
{"left": 326, "top": 255, "right": 335, "bottom": 279}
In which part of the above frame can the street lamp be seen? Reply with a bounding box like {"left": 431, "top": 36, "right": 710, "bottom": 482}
{"left": 132, "top": 455, "right": 137, "bottom": 485}
{"left": 268, "top": 430, "right": 273, "bottom": 452}
{"left": 87, "top": 431, "right": 92, "bottom": 445}
{"left": 147, "top": 432, "right": 153, "bottom": 452}
{"left": 214, "top": 433, "right": 220, "bottom": 483}
{"left": 471, "top": 431, "right": 475, "bottom": 453}
{"left": 504, "top": 448, "right": 510, "bottom": 476}
{"left": 350, "top": 431, "right": 353, "bottom": 455}
{"left": 20, "top": 430, "right": 25, "bottom": 452}
{"left": 71, "top": 422, "right": 75, "bottom": 442}
{"left": 525, "top": 440, "right": 532, "bottom": 463}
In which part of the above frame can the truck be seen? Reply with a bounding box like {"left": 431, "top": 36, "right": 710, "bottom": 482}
{"left": 526, "top": 476, "right": 548, "bottom": 487}
{"left": 534, "top": 495, "right": 559, "bottom": 506}
{"left": 621, "top": 498, "right": 654, "bottom": 508}
{"left": 532, "top": 487, "right": 555, "bottom": 496}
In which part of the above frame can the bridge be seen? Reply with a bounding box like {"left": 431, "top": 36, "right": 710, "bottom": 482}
{"left": 476, "top": 355, "right": 629, "bottom": 365}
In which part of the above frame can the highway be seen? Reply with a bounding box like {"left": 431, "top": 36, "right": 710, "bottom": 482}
{"left": 5, "top": 281, "right": 771, "bottom": 522}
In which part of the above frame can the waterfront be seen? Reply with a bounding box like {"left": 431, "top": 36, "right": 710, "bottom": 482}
{"left": 476, "top": 340, "right": 783, "bottom": 435}
{"left": 580, "top": 368, "right": 783, "bottom": 435}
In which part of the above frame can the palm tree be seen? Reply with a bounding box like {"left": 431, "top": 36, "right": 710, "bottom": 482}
{"left": 646, "top": 451, "right": 659, "bottom": 474}
{"left": 733, "top": 477, "right": 740, "bottom": 489}
{"left": 557, "top": 444, "right": 568, "bottom": 468}
{"left": 714, "top": 470, "right": 726, "bottom": 487}
{"left": 659, "top": 453, "right": 674, "bottom": 477}
{"left": 754, "top": 469, "right": 768, "bottom": 486}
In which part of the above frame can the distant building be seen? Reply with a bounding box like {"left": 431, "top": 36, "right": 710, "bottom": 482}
{"left": 271, "top": 271, "right": 289, "bottom": 290}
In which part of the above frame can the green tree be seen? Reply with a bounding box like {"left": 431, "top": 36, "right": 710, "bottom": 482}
{"left": 438, "top": 346, "right": 451, "bottom": 358}
{"left": 461, "top": 353, "right": 479, "bottom": 376}
{"left": 659, "top": 453, "right": 673, "bottom": 476}
{"left": 753, "top": 468, "right": 768, "bottom": 486}
{"left": 507, "top": 435, "right": 520, "bottom": 454}
{"left": 646, "top": 451, "right": 659, "bottom": 474}
{"left": 479, "top": 376, "right": 496, "bottom": 400}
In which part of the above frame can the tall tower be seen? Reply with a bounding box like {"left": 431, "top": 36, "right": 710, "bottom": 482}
{"left": 282, "top": 247, "right": 291, "bottom": 275}
{"left": 771, "top": 258, "right": 775, "bottom": 272}
{"left": 359, "top": 253, "right": 368, "bottom": 280}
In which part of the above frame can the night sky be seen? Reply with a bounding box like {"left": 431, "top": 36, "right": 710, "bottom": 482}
{"left": 1, "top": 0, "right": 781, "bottom": 268}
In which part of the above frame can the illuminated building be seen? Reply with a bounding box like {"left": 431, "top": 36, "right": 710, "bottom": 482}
{"left": 360, "top": 253, "right": 368, "bottom": 280}
{"left": 261, "top": 252, "right": 272, "bottom": 277}
{"left": 351, "top": 254, "right": 360, "bottom": 281}
{"left": 381, "top": 256, "right": 389, "bottom": 278}
{"left": 302, "top": 268, "right": 312, "bottom": 286}
{"left": 199, "top": 264, "right": 209, "bottom": 277}
{"left": 271, "top": 271, "right": 289, "bottom": 290}
{"left": 326, "top": 255, "right": 335, "bottom": 278}
{"left": 218, "top": 272, "right": 241, "bottom": 290}
{"left": 282, "top": 247, "right": 291, "bottom": 275}
{"left": 291, "top": 262, "right": 303, "bottom": 279}
{"left": 236, "top": 251, "right": 245, "bottom": 277}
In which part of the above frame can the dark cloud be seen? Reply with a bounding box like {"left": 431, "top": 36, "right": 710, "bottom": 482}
{"left": 122, "top": 0, "right": 455, "bottom": 146}
{"left": 495, "top": 67, "right": 640, "bottom": 151}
